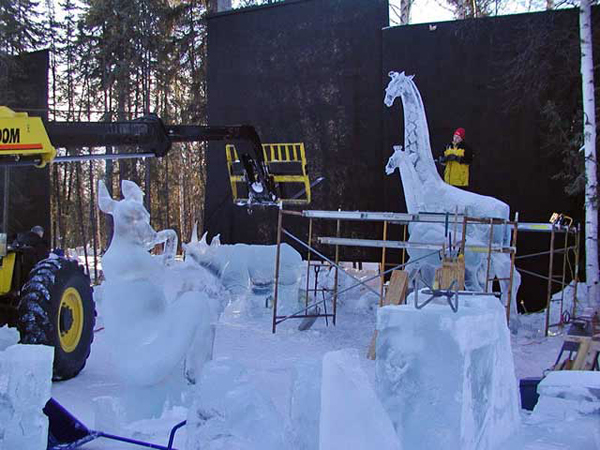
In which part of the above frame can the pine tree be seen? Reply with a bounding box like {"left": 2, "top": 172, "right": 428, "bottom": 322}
{"left": 0, "top": 0, "right": 46, "bottom": 55}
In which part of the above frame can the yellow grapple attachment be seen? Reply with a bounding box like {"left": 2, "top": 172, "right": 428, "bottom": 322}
{"left": 0, "top": 107, "right": 56, "bottom": 168}
{"left": 226, "top": 142, "right": 311, "bottom": 205}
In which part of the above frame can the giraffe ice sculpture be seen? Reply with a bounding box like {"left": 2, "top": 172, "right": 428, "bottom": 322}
{"left": 384, "top": 71, "right": 521, "bottom": 327}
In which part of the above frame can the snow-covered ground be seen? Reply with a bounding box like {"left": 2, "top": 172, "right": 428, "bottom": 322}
{"left": 52, "top": 293, "right": 381, "bottom": 449}
{"left": 40, "top": 174, "right": 598, "bottom": 449}
{"left": 48, "top": 279, "right": 597, "bottom": 450}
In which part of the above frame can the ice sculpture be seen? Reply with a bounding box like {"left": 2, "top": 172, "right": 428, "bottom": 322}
{"left": 531, "top": 371, "right": 600, "bottom": 420}
{"left": 0, "top": 335, "right": 53, "bottom": 450}
{"left": 289, "top": 361, "right": 322, "bottom": 450}
{"left": 320, "top": 349, "right": 402, "bottom": 450}
{"left": 186, "top": 358, "right": 287, "bottom": 450}
{"left": 184, "top": 224, "right": 303, "bottom": 315}
{"left": 376, "top": 295, "right": 520, "bottom": 450}
{"left": 98, "top": 180, "right": 221, "bottom": 415}
{"left": 384, "top": 72, "right": 521, "bottom": 323}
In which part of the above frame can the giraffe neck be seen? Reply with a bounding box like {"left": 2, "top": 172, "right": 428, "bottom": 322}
{"left": 400, "top": 81, "right": 443, "bottom": 188}
{"left": 397, "top": 154, "right": 422, "bottom": 213}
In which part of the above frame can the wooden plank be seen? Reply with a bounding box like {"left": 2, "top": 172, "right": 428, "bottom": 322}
{"left": 584, "top": 339, "right": 600, "bottom": 370}
{"left": 367, "top": 270, "right": 409, "bottom": 360}
{"left": 572, "top": 339, "right": 592, "bottom": 370}
{"left": 435, "top": 256, "right": 465, "bottom": 290}
{"left": 385, "top": 270, "right": 409, "bottom": 306}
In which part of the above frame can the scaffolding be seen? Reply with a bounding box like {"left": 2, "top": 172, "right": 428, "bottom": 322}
{"left": 516, "top": 217, "right": 581, "bottom": 336}
{"left": 271, "top": 209, "right": 580, "bottom": 336}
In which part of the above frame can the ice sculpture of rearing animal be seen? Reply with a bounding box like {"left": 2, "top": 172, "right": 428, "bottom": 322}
{"left": 98, "top": 180, "right": 177, "bottom": 281}
{"left": 98, "top": 180, "right": 215, "bottom": 388}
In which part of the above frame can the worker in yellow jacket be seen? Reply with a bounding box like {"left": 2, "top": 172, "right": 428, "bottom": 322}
{"left": 439, "top": 127, "right": 473, "bottom": 188}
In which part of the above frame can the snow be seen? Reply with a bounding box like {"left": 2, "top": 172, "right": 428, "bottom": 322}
{"left": 375, "top": 293, "right": 520, "bottom": 450}
{"left": 0, "top": 343, "right": 53, "bottom": 450}
{"left": 0, "top": 325, "right": 19, "bottom": 351}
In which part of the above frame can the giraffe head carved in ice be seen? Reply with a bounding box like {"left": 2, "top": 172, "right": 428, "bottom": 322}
{"left": 384, "top": 71, "right": 415, "bottom": 107}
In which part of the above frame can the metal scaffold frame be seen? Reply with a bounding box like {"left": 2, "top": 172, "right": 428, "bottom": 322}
{"left": 271, "top": 209, "right": 580, "bottom": 336}
{"left": 516, "top": 217, "right": 581, "bottom": 336}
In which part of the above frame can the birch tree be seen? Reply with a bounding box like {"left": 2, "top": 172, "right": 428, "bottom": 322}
{"left": 390, "top": 1, "right": 413, "bottom": 25}
{"left": 579, "top": 0, "right": 599, "bottom": 312}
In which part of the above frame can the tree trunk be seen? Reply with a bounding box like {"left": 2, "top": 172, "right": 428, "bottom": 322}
{"left": 88, "top": 159, "right": 98, "bottom": 282}
{"left": 579, "top": 0, "right": 599, "bottom": 313}
{"left": 400, "top": 0, "right": 411, "bottom": 25}
{"left": 75, "top": 164, "right": 89, "bottom": 276}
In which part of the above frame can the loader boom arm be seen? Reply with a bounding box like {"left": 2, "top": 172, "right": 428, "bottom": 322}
{"left": 0, "top": 108, "right": 277, "bottom": 206}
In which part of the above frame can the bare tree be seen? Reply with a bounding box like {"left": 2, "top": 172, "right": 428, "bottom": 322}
{"left": 390, "top": 1, "right": 413, "bottom": 25}
{"left": 446, "top": 0, "right": 508, "bottom": 18}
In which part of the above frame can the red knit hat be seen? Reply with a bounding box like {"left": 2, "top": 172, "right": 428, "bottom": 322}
{"left": 453, "top": 128, "right": 466, "bottom": 140}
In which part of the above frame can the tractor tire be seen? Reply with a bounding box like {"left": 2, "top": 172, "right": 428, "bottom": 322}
{"left": 16, "top": 257, "right": 95, "bottom": 381}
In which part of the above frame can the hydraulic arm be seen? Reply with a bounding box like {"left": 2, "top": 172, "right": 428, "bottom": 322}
{"left": 0, "top": 107, "right": 277, "bottom": 206}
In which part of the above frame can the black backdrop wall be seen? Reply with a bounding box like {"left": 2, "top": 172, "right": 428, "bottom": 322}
{"left": 0, "top": 51, "right": 50, "bottom": 240}
{"left": 205, "top": 0, "right": 389, "bottom": 255}
{"left": 205, "top": 1, "right": 593, "bottom": 308}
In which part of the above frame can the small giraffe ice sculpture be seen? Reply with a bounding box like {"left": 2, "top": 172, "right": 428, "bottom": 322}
{"left": 384, "top": 71, "right": 521, "bottom": 327}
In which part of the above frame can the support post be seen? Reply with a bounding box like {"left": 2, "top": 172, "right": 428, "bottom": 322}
{"left": 460, "top": 216, "right": 468, "bottom": 255}
{"left": 272, "top": 208, "right": 284, "bottom": 333}
{"left": 402, "top": 223, "right": 407, "bottom": 265}
{"left": 545, "top": 225, "right": 556, "bottom": 337}
{"left": 506, "top": 213, "right": 519, "bottom": 323}
{"left": 559, "top": 226, "right": 570, "bottom": 325}
{"left": 333, "top": 218, "right": 341, "bottom": 325}
{"left": 380, "top": 220, "right": 388, "bottom": 306}
{"left": 485, "top": 218, "right": 494, "bottom": 292}
{"left": 573, "top": 224, "right": 581, "bottom": 318}
{"left": 305, "top": 218, "right": 313, "bottom": 307}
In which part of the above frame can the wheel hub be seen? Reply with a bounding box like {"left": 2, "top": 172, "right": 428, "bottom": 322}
{"left": 58, "top": 287, "right": 84, "bottom": 353}
{"left": 60, "top": 305, "right": 74, "bottom": 333}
